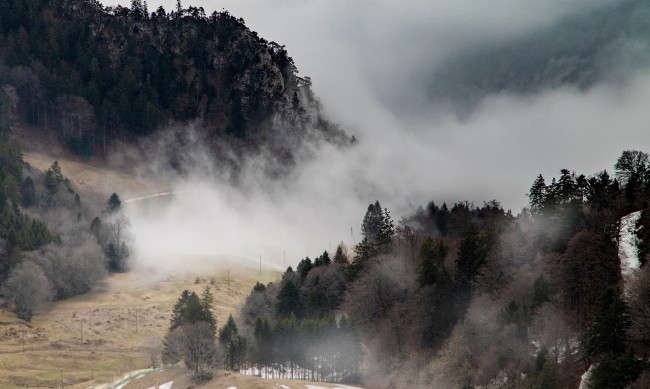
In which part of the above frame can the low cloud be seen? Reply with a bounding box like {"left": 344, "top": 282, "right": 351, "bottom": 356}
{"left": 99, "top": 0, "right": 650, "bottom": 268}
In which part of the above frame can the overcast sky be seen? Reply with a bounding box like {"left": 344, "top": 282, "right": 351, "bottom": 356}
{"left": 101, "top": 0, "right": 650, "bottom": 266}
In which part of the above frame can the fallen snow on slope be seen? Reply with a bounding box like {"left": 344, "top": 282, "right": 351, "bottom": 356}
{"left": 619, "top": 211, "right": 642, "bottom": 295}
{"left": 579, "top": 364, "right": 595, "bottom": 389}
{"left": 158, "top": 382, "right": 173, "bottom": 389}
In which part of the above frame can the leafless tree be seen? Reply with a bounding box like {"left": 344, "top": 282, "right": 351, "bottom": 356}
{"left": 1, "top": 260, "right": 52, "bottom": 321}
{"left": 55, "top": 94, "right": 95, "bottom": 139}
{"left": 174, "top": 321, "right": 217, "bottom": 374}
{"left": 0, "top": 84, "right": 19, "bottom": 137}
{"left": 26, "top": 228, "right": 106, "bottom": 299}
{"left": 141, "top": 336, "right": 163, "bottom": 368}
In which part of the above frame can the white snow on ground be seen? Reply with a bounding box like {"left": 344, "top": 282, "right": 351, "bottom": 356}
{"left": 278, "top": 385, "right": 290, "bottom": 388}
{"left": 305, "top": 386, "right": 363, "bottom": 389}
{"left": 619, "top": 211, "right": 642, "bottom": 296}
{"left": 158, "top": 382, "right": 173, "bottom": 389}
{"left": 226, "top": 387, "right": 237, "bottom": 389}
{"left": 579, "top": 364, "right": 595, "bottom": 389}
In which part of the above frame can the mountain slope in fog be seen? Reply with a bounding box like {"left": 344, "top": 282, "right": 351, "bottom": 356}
{"left": 426, "top": 0, "right": 650, "bottom": 115}
{"left": 0, "top": 0, "right": 349, "bottom": 165}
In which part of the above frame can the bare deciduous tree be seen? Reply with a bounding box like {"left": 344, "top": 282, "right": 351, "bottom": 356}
{"left": 1, "top": 260, "right": 52, "bottom": 321}
{"left": 0, "top": 84, "right": 19, "bottom": 137}
{"left": 141, "top": 336, "right": 163, "bottom": 368}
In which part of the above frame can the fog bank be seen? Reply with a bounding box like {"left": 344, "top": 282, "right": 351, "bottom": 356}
{"left": 97, "top": 0, "right": 650, "bottom": 268}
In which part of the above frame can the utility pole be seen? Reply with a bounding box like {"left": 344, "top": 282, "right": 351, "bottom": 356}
{"left": 351, "top": 226, "right": 355, "bottom": 245}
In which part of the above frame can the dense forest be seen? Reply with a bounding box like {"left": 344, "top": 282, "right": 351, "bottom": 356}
{"left": 0, "top": 0, "right": 348, "bottom": 163}
{"left": 210, "top": 150, "right": 649, "bottom": 388}
{"left": 0, "top": 136, "right": 132, "bottom": 320}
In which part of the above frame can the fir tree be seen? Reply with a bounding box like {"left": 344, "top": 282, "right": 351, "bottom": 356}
{"left": 201, "top": 286, "right": 217, "bottom": 334}
{"left": 584, "top": 288, "right": 630, "bottom": 362}
{"left": 361, "top": 201, "right": 383, "bottom": 242}
{"left": 529, "top": 174, "right": 546, "bottom": 213}
{"left": 416, "top": 237, "right": 448, "bottom": 288}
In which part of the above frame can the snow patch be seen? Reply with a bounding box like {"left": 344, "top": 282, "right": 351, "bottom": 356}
{"left": 226, "top": 387, "right": 237, "bottom": 389}
{"left": 619, "top": 211, "right": 642, "bottom": 295}
{"left": 159, "top": 382, "right": 173, "bottom": 389}
{"left": 579, "top": 364, "right": 595, "bottom": 389}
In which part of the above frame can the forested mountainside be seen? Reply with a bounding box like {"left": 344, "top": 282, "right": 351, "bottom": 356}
{"left": 0, "top": 0, "right": 348, "bottom": 161}
{"left": 233, "top": 151, "right": 650, "bottom": 388}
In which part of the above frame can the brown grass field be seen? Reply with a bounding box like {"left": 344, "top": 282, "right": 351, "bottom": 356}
{"left": 1, "top": 141, "right": 287, "bottom": 388}
{"left": 0, "top": 265, "right": 280, "bottom": 388}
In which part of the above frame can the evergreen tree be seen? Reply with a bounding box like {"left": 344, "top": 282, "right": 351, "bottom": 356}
{"left": 106, "top": 192, "right": 122, "bottom": 214}
{"left": 529, "top": 174, "right": 546, "bottom": 213}
{"left": 297, "top": 257, "right": 313, "bottom": 279}
{"left": 376, "top": 207, "right": 395, "bottom": 254}
{"left": 219, "top": 314, "right": 246, "bottom": 371}
{"left": 455, "top": 225, "right": 487, "bottom": 288}
{"left": 314, "top": 251, "right": 330, "bottom": 267}
{"left": 436, "top": 202, "right": 450, "bottom": 235}
{"left": 416, "top": 237, "right": 448, "bottom": 288}
{"left": 361, "top": 201, "right": 383, "bottom": 242}
{"left": 333, "top": 243, "right": 348, "bottom": 265}
{"left": 276, "top": 273, "right": 303, "bottom": 319}
{"left": 557, "top": 169, "right": 577, "bottom": 204}
{"left": 201, "top": 286, "right": 217, "bottom": 334}
{"left": 169, "top": 289, "right": 216, "bottom": 334}
{"left": 584, "top": 288, "right": 630, "bottom": 362}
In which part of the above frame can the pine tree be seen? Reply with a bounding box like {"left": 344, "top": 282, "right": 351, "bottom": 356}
{"left": 277, "top": 277, "right": 302, "bottom": 319}
{"left": 584, "top": 288, "right": 630, "bottom": 362}
{"left": 219, "top": 314, "right": 246, "bottom": 371}
{"left": 201, "top": 286, "right": 217, "bottom": 334}
{"left": 557, "top": 169, "right": 576, "bottom": 204}
{"left": 455, "top": 225, "right": 486, "bottom": 288}
{"left": 416, "top": 237, "right": 448, "bottom": 288}
{"left": 106, "top": 192, "right": 122, "bottom": 214}
{"left": 297, "top": 258, "right": 312, "bottom": 279}
{"left": 376, "top": 208, "right": 395, "bottom": 254}
{"left": 529, "top": 174, "right": 546, "bottom": 213}
{"left": 361, "top": 201, "right": 383, "bottom": 242}
{"left": 333, "top": 243, "right": 348, "bottom": 265}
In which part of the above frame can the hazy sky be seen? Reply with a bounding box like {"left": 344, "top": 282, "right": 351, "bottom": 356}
{"left": 100, "top": 0, "right": 650, "bottom": 267}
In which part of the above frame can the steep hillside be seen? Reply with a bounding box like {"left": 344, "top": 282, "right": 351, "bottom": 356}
{"left": 0, "top": 0, "right": 349, "bottom": 164}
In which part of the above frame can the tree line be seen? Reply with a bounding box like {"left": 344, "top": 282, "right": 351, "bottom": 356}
{"left": 233, "top": 150, "right": 650, "bottom": 388}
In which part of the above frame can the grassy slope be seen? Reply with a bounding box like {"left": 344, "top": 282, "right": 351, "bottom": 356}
{"left": 0, "top": 265, "right": 279, "bottom": 388}
{"left": 0, "top": 134, "right": 281, "bottom": 387}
